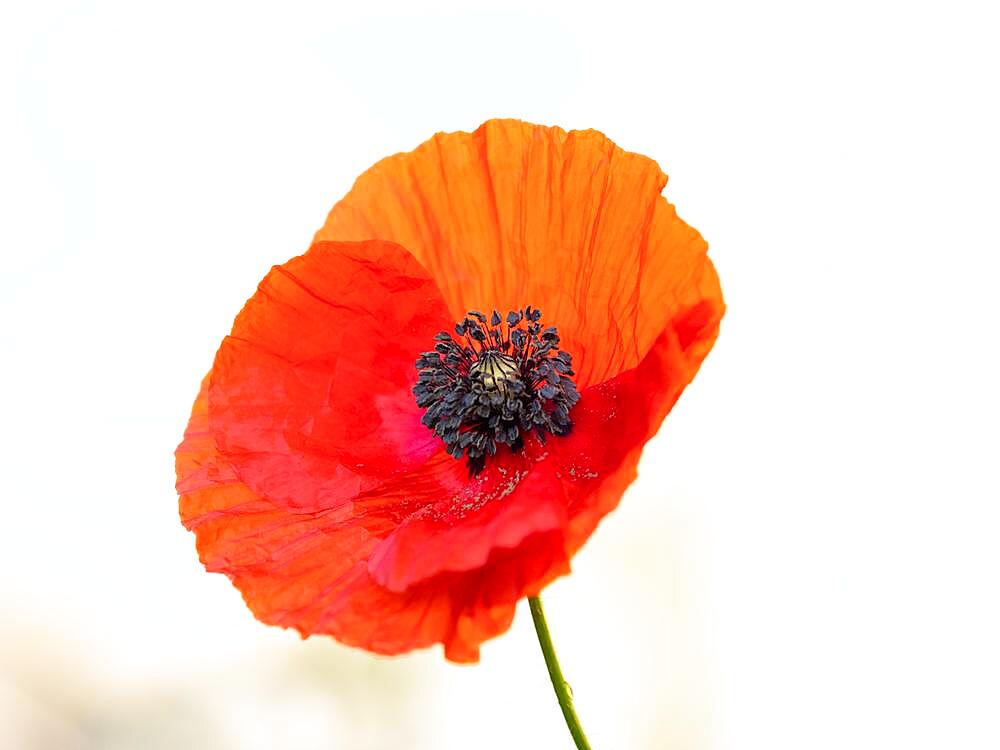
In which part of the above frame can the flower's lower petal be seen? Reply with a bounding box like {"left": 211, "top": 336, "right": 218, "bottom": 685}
{"left": 317, "top": 119, "right": 715, "bottom": 390}
{"left": 314, "top": 529, "right": 569, "bottom": 663}
{"left": 554, "top": 290, "right": 725, "bottom": 553}
{"left": 207, "top": 240, "right": 452, "bottom": 512}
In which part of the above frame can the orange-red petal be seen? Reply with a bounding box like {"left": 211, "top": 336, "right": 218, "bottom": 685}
{"left": 317, "top": 118, "right": 716, "bottom": 390}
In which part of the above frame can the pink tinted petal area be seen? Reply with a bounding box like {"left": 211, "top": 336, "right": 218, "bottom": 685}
{"left": 207, "top": 240, "right": 452, "bottom": 512}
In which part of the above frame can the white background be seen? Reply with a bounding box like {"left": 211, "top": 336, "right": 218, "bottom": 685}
{"left": 2, "top": 1, "right": 998, "bottom": 748}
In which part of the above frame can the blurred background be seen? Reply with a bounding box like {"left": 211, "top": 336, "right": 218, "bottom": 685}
{"left": 1, "top": 1, "right": 997, "bottom": 748}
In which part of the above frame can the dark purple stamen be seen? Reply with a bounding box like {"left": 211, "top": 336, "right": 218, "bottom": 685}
{"left": 413, "top": 307, "right": 580, "bottom": 475}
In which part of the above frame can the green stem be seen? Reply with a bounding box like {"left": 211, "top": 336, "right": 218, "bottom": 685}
{"left": 528, "top": 595, "right": 593, "bottom": 750}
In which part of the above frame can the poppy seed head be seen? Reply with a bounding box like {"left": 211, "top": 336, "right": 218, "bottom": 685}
{"left": 470, "top": 351, "right": 520, "bottom": 396}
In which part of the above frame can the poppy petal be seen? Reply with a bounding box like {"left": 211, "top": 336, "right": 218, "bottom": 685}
{"left": 206, "top": 240, "right": 452, "bottom": 511}
{"left": 317, "top": 119, "right": 713, "bottom": 390}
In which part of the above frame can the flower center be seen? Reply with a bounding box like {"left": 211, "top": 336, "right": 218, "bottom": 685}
{"left": 414, "top": 307, "right": 580, "bottom": 475}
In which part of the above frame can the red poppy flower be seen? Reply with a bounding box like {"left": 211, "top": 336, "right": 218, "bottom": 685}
{"left": 175, "top": 119, "right": 724, "bottom": 662}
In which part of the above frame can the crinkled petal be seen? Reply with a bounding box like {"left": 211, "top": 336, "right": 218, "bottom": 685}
{"left": 207, "top": 240, "right": 452, "bottom": 511}
{"left": 317, "top": 118, "right": 713, "bottom": 390}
